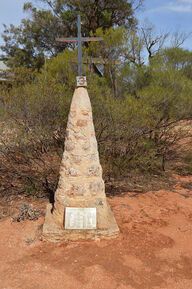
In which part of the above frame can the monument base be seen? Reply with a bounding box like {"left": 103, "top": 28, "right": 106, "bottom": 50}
{"left": 43, "top": 203, "right": 119, "bottom": 242}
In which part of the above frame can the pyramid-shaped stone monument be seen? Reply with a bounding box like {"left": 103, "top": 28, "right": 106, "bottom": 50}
{"left": 43, "top": 14, "right": 119, "bottom": 241}
{"left": 43, "top": 84, "right": 119, "bottom": 242}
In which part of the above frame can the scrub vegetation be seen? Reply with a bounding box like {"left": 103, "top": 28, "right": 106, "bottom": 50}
{"left": 0, "top": 0, "right": 192, "bottom": 198}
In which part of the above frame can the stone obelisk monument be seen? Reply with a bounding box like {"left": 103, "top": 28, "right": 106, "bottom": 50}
{"left": 43, "top": 15, "right": 119, "bottom": 242}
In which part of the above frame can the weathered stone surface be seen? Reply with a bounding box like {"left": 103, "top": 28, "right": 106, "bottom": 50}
{"left": 43, "top": 87, "right": 119, "bottom": 242}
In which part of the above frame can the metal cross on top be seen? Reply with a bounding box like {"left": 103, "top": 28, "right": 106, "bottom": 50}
{"left": 56, "top": 15, "right": 103, "bottom": 87}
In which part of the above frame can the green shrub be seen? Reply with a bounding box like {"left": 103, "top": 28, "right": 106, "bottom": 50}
{"left": 0, "top": 49, "right": 192, "bottom": 197}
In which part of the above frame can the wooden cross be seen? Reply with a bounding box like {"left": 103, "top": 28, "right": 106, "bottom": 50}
{"left": 56, "top": 15, "right": 103, "bottom": 86}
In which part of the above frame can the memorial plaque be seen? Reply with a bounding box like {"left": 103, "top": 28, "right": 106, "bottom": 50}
{"left": 65, "top": 207, "right": 96, "bottom": 229}
{"left": 76, "top": 76, "right": 87, "bottom": 87}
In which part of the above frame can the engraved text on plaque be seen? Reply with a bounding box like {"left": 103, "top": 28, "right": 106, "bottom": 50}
{"left": 65, "top": 207, "right": 97, "bottom": 230}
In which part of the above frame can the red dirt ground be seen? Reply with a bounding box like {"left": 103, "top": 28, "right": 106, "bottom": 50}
{"left": 0, "top": 174, "right": 192, "bottom": 289}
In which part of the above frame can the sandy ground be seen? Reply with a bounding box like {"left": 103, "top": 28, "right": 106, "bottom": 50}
{"left": 0, "top": 174, "right": 192, "bottom": 289}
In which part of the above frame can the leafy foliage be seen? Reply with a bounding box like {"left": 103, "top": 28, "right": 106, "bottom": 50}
{"left": 1, "top": 0, "right": 139, "bottom": 68}
{"left": 1, "top": 42, "right": 192, "bottom": 198}
{"left": 0, "top": 9, "right": 192, "bottom": 197}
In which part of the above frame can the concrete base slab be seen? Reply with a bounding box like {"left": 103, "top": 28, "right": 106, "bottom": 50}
{"left": 43, "top": 203, "right": 119, "bottom": 242}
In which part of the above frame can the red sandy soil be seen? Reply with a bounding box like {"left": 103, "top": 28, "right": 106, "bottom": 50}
{"left": 0, "top": 174, "right": 192, "bottom": 289}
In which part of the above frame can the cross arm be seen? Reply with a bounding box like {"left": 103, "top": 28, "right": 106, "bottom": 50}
{"left": 56, "top": 37, "right": 103, "bottom": 43}
{"left": 56, "top": 37, "right": 78, "bottom": 43}
{"left": 82, "top": 37, "right": 103, "bottom": 42}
